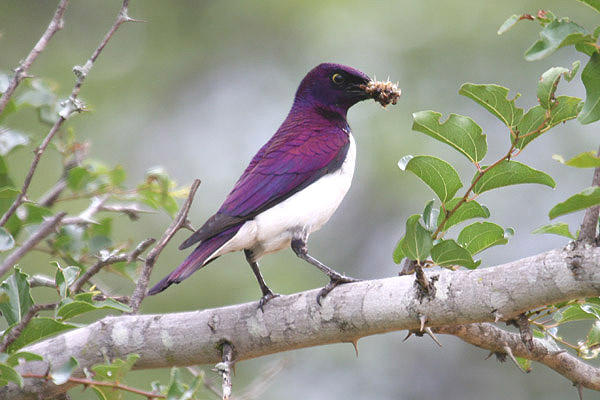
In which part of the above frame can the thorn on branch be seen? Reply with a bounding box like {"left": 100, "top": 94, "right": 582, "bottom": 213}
{"left": 502, "top": 345, "right": 527, "bottom": 374}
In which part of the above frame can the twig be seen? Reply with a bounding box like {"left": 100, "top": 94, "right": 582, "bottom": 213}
{"left": 0, "top": 0, "right": 137, "bottom": 228}
{"left": 0, "top": 303, "right": 56, "bottom": 353}
{"left": 434, "top": 323, "right": 600, "bottom": 391}
{"left": 128, "top": 179, "right": 201, "bottom": 314}
{"left": 578, "top": 144, "right": 600, "bottom": 243}
{"left": 217, "top": 342, "right": 234, "bottom": 400}
{"left": 21, "top": 373, "right": 165, "bottom": 399}
{"left": 0, "top": 212, "right": 66, "bottom": 278}
{"left": 27, "top": 274, "right": 56, "bottom": 288}
{"left": 0, "top": 0, "right": 69, "bottom": 116}
{"left": 69, "top": 237, "right": 154, "bottom": 293}
{"left": 60, "top": 195, "right": 108, "bottom": 225}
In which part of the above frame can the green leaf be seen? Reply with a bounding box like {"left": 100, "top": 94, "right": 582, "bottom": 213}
{"left": 537, "top": 63, "right": 580, "bottom": 109}
{"left": 401, "top": 215, "right": 433, "bottom": 262}
{"left": 54, "top": 264, "right": 80, "bottom": 299}
{"left": 422, "top": 200, "right": 439, "bottom": 233}
{"left": 459, "top": 83, "right": 524, "bottom": 128}
{"left": 137, "top": 167, "right": 179, "bottom": 217}
{"left": 108, "top": 165, "right": 126, "bottom": 187}
{"left": 165, "top": 367, "right": 187, "bottom": 400}
{"left": 393, "top": 237, "right": 405, "bottom": 264}
{"left": 438, "top": 198, "right": 490, "bottom": 231}
{"left": 532, "top": 222, "right": 576, "bottom": 239}
{"left": 472, "top": 160, "right": 555, "bottom": 194}
{"left": 0, "top": 227, "right": 14, "bottom": 251}
{"left": 515, "top": 96, "right": 582, "bottom": 149}
{"left": 398, "top": 155, "right": 463, "bottom": 202}
{"left": 5, "top": 318, "right": 77, "bottom": 352}
{"left": 411, "top": 111, "right": 487, "bottom": 164}
{"left": 6, "top": 351, "right": 42, "bottom": 366}
{"left": 66, "top": 166, "right": 93, "bottom": 192}
{"left": 553, "top": 151, "right": 600, "bottom": 168}
{"left": 51, "top": 356, "right": 79, "bottom": 386}
{"left": 0, "top": 268, "right": 33, "bottom": 326}
{"left": 497, "top": 14, "right": 521, "bottom": 35}
{"left": 57, "top": 297, "right": 130, "bottom": 321}
{"left": 457, "top": 222, "right": 509, "bottom": 255}
{"left": 556, "top": 304, "right": 600, "bottom": 323}
{"left": 579, "top": 53, "right": 600, "bottom": 124}
{"left": 0, "top": 363, "right": 23, "bottom": 388}
{"left": 524, "top": 18, "right": 589, "bottom": 61}
{"left": 586, "top": 321, "right": 600, "bottom": 348}
{"left": 23, "top": 204, "right": 53, "bottom": 225}
{"left": 577, "top": 0, "right": 600, "bottom": 14}
{"left": 431, "top": 239, "right": 481, "bottom": 269}
{"left": 549, "top": 186, "right": 600, "bottom": 219}
{"left": 92, "top": 353, "right": 139, "bottom": 382}
{"left": 0, "top": 128, "right": 29, "bottom": 156}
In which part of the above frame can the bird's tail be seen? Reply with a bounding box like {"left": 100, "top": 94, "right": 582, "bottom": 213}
{"left": 147, "top": 223, "right": 243, "bottom": 295}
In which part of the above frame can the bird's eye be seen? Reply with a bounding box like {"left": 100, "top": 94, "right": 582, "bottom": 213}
{"left": 331, "top": 73, "right": 345, "bottom": 85}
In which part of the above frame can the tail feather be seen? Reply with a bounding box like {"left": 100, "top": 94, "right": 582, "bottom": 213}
{"left": 147, "top": 223, "right": 243, "bottom": 295}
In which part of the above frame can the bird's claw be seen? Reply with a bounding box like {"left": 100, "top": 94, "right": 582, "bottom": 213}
{"left": 316, "top": 275, "right": 361, "bottom": 306}
{"left": 257, "top": 291, "right": 280, "bottom": 312}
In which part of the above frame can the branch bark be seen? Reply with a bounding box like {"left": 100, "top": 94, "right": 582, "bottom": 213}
{"left": 3, "top": 243, "right": 600, "bottom": 399}
{"left": 434, "top": 323, "right": 600, "bottom": 390}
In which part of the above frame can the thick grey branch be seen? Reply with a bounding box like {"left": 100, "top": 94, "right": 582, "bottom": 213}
{"left": 433, "top": 323, "right": 600, "bottom": 390}
{"left": 3, "top": 243, "right": 600, "bottom": 399}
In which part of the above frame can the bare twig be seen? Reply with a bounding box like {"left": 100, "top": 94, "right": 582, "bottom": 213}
{"left": 217, "top": 343, "right": 234, "bottom": 400}
{"left": 578, "top": 144, "right": 600, "bottom": 243}
{"left": 434, "top": 323, "right": 600, "bottom": 391}
{"left": 0, "top": 303, "right": 57, "bottom": 353}
{"left": 27, "top": 274, "right": 56, "bottom": 288}
{"left": 38, "top": 179, "right": 68, "bottom": 208}
{"left": 128, "top": 179, "right": 201, "bottom": 314}
{"left": 0, "top": 0, "right": 137, "bottom": 228}
{"left": 21, "top": 372, "right": 165, "bottom": 399}
{"left": 0, "top": 0, "right": 69, "bottom": 116}
{"left": 60, "top": 195, "right": 108, "bottom": 225}
{"left": 0, "top": 212, "right": 66, "bottom": 278}
{"left": 69, "top": 237, "right": 154, "bottom": 293}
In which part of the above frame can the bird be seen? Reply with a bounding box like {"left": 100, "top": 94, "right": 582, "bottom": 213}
{"left": 148, "top": 63, "right": 400, "bottom": 309}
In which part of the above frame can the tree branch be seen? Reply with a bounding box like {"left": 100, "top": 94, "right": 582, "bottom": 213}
{"left": 433, "top": 323, "right": 600, "bottom": 391}
{"left": 3, "top": 243, "right": 600, "bottom": 399}
{"left": 0, "top": 0, "right": 69, "bottom": 116}
{"left": 128, "top": 179, "right": 201, "bottom": 314}
{"left": 0, "top": 0, "right": 137, "bottom": 228}
{"left": 578, "top": 144, "right": 600, "bottom": 243}
{"left": 0, "top": 212, "right": 66, "bottom": 278}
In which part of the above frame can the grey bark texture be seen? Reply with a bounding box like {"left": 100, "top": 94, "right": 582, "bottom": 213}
{"left": 3, "top": 242, "right": 600, "bottom": 399}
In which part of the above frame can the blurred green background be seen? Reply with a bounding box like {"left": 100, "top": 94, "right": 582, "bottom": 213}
{"left": 2, "top": 0, "right": 600, "bottom": 399}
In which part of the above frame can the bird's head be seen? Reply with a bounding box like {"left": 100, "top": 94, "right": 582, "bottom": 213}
{"left": 293, "top": 63, "right": 400, "bottom": 116}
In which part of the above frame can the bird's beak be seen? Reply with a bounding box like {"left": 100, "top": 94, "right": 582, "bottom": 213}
{"left": 359, "top": 79, "right": 401, "bottom": 107}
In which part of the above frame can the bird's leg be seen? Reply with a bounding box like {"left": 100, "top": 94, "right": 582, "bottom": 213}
{"left": 291, "top": 237, "right": 360, "bottom": 305}
{"left": 244, "top": 250, "right": 279, "bottom": 311}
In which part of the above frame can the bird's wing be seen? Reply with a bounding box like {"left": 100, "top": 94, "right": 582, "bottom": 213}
{"left": 179, "top": 127, "right": 350, "bottom": 249}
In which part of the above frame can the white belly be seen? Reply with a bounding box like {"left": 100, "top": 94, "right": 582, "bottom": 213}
{"left": 211, "top": 134, "right": 356, "bottom": 261}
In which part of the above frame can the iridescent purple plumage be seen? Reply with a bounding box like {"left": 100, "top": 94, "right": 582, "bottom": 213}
{"left": 148, "top": 63, "right": 387, "bottom": 306}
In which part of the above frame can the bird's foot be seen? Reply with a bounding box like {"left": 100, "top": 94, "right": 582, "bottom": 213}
{"left": 257, "top": 290, "right": 280, "bottom": 312}
{"left": 316, "top": 274, "right": 361, "bottom": 306}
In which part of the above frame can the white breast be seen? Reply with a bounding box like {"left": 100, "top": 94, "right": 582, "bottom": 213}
{"left": 210, "top": 134, "right": 356, "bottom": 262}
